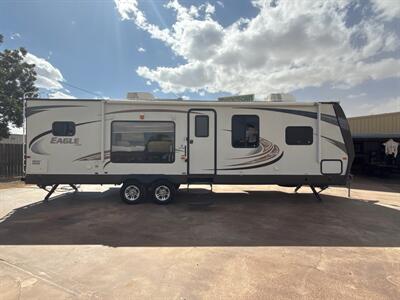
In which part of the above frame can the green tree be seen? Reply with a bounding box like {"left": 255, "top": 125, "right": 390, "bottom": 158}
{"left": 0, "top": 33, "right": 38, "bottom": 139}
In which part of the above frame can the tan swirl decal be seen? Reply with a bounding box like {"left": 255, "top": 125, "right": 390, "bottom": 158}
{"left": 74, "top": 150, "right": 111, "bottom": 161}
{"left": 221, "top": 138, "right": 283, "bottom": 170}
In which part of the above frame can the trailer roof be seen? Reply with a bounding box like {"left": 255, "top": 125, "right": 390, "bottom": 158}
{"left": 28, "top": 98, "right": 338, "bottom": 107}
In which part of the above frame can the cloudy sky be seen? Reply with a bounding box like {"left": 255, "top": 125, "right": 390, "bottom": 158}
{"left": 1, "top": 0, "right": 399, "bottom": 118}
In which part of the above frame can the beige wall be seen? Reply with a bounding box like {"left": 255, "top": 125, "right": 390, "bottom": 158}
{"left": 348, "top": 112, "right": 400, "bottom": 136}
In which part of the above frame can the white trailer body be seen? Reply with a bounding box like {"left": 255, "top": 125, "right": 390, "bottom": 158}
{"left": 24, "top": 98, "right": 354, "bottom": 202}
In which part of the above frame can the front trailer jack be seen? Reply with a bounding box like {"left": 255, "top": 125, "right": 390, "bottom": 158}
{"left": 38, "top": 184, "right": 79, "bottom": 201}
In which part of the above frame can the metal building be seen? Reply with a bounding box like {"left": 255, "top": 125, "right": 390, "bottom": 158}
{"left": 348, "top": 112, "right": 400, "bottom": 137}
{"left": 348, "top": 112, "right": 400, "bottom": 175}
{"left": 0, "top": 134, "right": 23, "bottom": 144}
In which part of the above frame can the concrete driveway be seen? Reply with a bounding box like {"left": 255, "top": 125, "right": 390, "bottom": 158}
{"left": 0, "top": 179, "right": 399, "bottom": 299}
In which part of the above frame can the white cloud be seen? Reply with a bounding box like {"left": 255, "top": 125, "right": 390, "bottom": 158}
{"left": 202, "top": 3, "right": 215, "bottom": 15}
{"left": 115, "top": 0, "right": 400, "bottom": 97}
{"left": 10, "top": 33, "right": 21, "bottom": 40}
{"left": 9, "top": 124, "right": 23, "bottom": 135}
{"left": 216, "top": 1, "right": 224, "bottom": 8}
{"left": 138, "top": 47, "right": 146, "bottom": 52}
{"left": 344, "top": 96, "right": 400, "bottom": 117}
{"left": 137, "top": 61, "right": 214, "bottom": 92}
{"left": 370, "top": 0, "right": 400, "bottom": 21}
{"left": 347, "top": 92, "right": 367, "bottom": 99}
{"left": 48, "top": 91, "right": 77, "bottom": 99}
{"left": 115, "top": 0, "right": 173, "bottom": 43}
{"left": 365, "top": 97, "right": 400, "bottom": 115}
{"left": 24, "top": 53, "right": 64, "bottom": 90}
{"left": 24, "top": 53, "right": 76, "bottom": 99}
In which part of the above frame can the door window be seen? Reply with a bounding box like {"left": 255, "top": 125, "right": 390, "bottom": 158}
{"left": 195, "top": 115, "right": 209, "bottom": 137}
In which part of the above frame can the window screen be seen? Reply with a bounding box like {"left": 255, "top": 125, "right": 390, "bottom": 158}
{"left": 195, "top": 115, "right": 209, "bottom": 137}
{"left": 111, "top": 121, "right": 175, "bottom": 163}
{"left": 285, "top": 126, "right": 313, "bottom": 145}
{"left": 232, "top": 115, "right": 259, "bottom": 148}
{"left": 52, "top": 122, "right": 75, "bottom": 136}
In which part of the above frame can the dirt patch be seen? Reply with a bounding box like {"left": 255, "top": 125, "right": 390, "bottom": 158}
{"left": 0, "top": 180, "right": 32, "bottom": 190}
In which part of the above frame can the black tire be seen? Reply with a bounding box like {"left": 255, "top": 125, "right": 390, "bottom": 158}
{"left": 120, "top": 181, "right": 146, "bottom": 204}
{"left": 150, "top": 181, "right": 176, "bottom": 205}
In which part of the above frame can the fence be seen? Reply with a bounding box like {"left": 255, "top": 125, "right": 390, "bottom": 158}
{"left": 0, "top": 144, "right": 23, "bottom": 178}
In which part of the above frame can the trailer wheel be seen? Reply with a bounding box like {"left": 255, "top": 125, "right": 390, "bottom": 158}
{"left": 151, "top": 181, "right": 175, "bottom": 205}
{"left": 120, "top": 181, "right": 145, "bottom": 204}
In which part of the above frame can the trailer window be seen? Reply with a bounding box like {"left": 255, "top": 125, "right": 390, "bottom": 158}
{"left": 52, "top": 122, "right": 75, "bottom": 136}
{"left": 111, "top": 121, "right": 175, "bottom": 163}
{"left": 195, "top": 115, "right": 209, "bottom": 137}
{"left": 232, "top": 115, "right": 259, "bottom": 148}
{"left": 285, "top": 126, "right": 313, "bottom": 145}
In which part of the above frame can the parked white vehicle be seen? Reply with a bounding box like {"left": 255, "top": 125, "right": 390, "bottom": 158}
{"left": 24, "top": 96, "right": 354, "bottom": 204}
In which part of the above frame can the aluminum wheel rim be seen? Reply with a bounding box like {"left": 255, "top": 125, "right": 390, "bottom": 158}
{"left": 124, "top": 185, "right": 140, "bottom": 201}
{"left": 155, "top": 185, "right": 170, "bottom": 201}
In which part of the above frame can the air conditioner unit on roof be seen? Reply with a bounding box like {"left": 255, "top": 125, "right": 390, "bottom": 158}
{"left": 126, "top": 92, "right": 155, "bottom": 100}
{"left": 265, "top": 93, "right": 295, "bottom": 102}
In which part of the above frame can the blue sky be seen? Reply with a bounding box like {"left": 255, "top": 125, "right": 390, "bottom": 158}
{"left": 1, "top": 0, "right": 399, "bottom": 117}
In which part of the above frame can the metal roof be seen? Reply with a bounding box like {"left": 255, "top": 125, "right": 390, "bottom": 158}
{"left": 348, "top": 111, "right": 400, "bottom": 137}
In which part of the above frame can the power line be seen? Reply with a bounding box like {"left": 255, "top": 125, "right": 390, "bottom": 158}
{"left": 62, "top": 81, "right": 103, "bottom": 98}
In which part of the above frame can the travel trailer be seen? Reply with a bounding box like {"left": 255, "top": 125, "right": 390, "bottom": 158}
{"left": 23, "top": 95, "right": 354, "bottom": 204}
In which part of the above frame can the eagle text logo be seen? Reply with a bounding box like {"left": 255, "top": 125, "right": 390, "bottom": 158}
{"left": 50, "top": 137, "right": 81, "bottom": 146}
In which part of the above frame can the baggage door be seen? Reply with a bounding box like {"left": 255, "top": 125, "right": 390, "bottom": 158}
{"left": 188, "top": 110, "right": 216, "bottom": 175}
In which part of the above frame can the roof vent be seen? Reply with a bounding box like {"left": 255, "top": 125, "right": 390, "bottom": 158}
{"left": 126, "top": 92, "right": 155, "bottom": 101}
{"left": 265, "top": 93, "right": 295, "bottom": 102}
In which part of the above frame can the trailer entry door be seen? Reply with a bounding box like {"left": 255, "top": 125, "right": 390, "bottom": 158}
{"left": 188, "top": 110, "right": 216, "bottom": 175}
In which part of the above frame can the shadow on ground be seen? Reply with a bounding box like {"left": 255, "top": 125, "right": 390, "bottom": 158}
{"left": 351, "top": 175, "right": 400, "bottom": 193}
{"left": 0, "top": 188, "right": 399, "bottom": 247}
